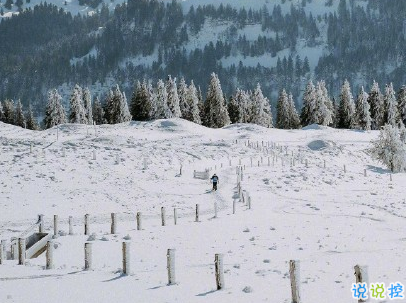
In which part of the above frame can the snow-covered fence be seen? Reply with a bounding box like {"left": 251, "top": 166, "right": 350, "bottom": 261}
{"left": 193, "top": 169, "right": 209, "bottom": 180}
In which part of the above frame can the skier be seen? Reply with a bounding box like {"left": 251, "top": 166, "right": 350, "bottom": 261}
{"left": 210, "top": 173, "right": 219, "bottom": 191}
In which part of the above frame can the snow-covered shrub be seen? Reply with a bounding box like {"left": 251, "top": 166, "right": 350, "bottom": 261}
{"left": 370, "top": 124, "right": 406, "bottom": 172}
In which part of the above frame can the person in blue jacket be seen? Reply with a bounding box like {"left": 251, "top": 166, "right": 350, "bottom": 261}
{"left": 210, "top": 173, "right": 219, "bottom": 191}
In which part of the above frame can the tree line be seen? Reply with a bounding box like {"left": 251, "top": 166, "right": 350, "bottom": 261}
{"left": 1, "top": 73, "right": 406, "bottom": 134}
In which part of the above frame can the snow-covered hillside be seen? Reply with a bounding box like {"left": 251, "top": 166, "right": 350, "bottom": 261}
{"left": 0, "top": 119, "right": 405, "bottom": 303}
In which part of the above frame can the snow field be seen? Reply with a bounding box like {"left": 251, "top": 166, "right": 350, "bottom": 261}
{"left": 0, "top": 119, "right": 405, "bottom": 303}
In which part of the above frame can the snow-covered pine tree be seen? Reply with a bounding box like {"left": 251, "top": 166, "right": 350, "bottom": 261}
{"left": 69, "top": 84, "right": 86, "bottom": 124}
{"left": 228, "top": 89, "right": 245, "bottom": 124}
{"left": 318, "top": 80, "right": 334, "bottom": 126}
{"left": 112, "top": 85, "right": 131, "bottom": 124}
{"left": 44, "top": 89, "right": 67, "bottom": 129}
{"left": 103, "top": 89, "right": 114, "bottom": 124}
{"left": 155, "top": 79, "right": 172, "bottom": 119}
{"left": 355, "top": 86, "right": 371, "bottom": 130}
{"left": 288, "top": 93, "right": 301, "bottom": 129}
{"left": 147, "top": 81, "right": 158, "bottom": 119}
{"left": 384, "top": 83, "right": 399, "bottom": 127}
{"left": 276, "top": 89, "right": 291, "bottom": 129}
{"left": 26, "top": 104, "right": 40, "bottom": 130}
{"left": 178, "top": 77, "right": 189, "bottom": 119}
{"left": 166, "top": 76, "right": 181, "bottom": 118}
{"left": 92, "top": 96, "right": 105, "bottom": 125}
{"left": 300, "top": 80, "right": 317, "bottom": 126}
{"left": 3, "top": 99, "right": 15, "bottom": 125}
{"left": 203, "top": 73, "right": 231, "bottom": 128}
{"left": 130, "top": 80, "right": 152, "bottom": 121}
{"left": 197, "top": 85, "right": 205, "bottom": 123}
{"left": 368, "top": 80, "right": 385, "bottom": 130}
{"left": 185, "top": 80, "right": 201, "bottom": 124}
{"left": 337, "top": 79, "right": 356, "bottom": 129}
{"left": 397, "top": 85, "right": 406, "bottom": 126}
{"left": 251, "top": 83, "right": 273, "bottom": 128}
{"left": 370, "top": 124, "right": 406, "bottom": 172}
{"left": 14, "top": 99, "right": 26, "bottom": 128}
{"left": 83, "top": 87, "right": 93, "bottom": 125}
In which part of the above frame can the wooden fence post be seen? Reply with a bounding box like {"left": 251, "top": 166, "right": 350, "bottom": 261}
{"left": 289, "top": 260, "right": 301, "bottom": 303}
{"left": 46, "top": 241, "right": 54, "bottom": 270}
{"left": 195, "top": 204, "right": 200, "bottom": 222}
{"left": 18, "top": 238, "right": 25, "bottom": 265}
{"left": 344, "top": 164, "right": 346, "bottom": 173}
{"left": 215, "top": 254, "right": 224, "bottom": 290}
{"left": 0, "top": 240, "right": 4, "bottom": 264}
{"left": 364, "top": 169, "right": 367, "bottom": 177}
{"left": 167, "top": 249, "right": 176, "bottom": 285}
{"left": 84, "top": 242, "right": 92, "bottom": 270}
{"left": 136, "top": 212, "right": 142, "bottom": 230}
{"left": 354, "top": 265, "right": 368, "bottom": 302}
{"left": 248, "top": 195, "right": 252, "bottom": 210}
{"left": 68, "top": 216, "right": 73, "bottom": 235}
{"left": 84, "top": 214, "right": 90, "bottom": 235}
{"left": 390, "top": 174, "right": 393, "bottom": 181}
{"left": 122, "top": 242, "right": 130, "bottom": 275}
{"left": 111, "top": 213, "right": 117, "bottom": 234}
{"left": 38, "top": 214, "right": 44, "bottom": 233}
{"left": 173, "top": 208, "right": 177, "bottom": 225}
{"left": 233, "top": 200, "right": 236, "bottom": 214}
{"left": 214, "top": 202, "right": 218, "bottom": 218}
{"left": 62, "top": 148, "right": 66, "bottom": 158}
{"left": 161, "top": 207, "right": 166, "bottom": 226}
{"left": 53, "top": 215, "right": 58, "bottom": 238}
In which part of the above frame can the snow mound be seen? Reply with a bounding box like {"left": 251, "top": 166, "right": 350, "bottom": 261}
{"left": 307, "top": 140, "right": 330, "bottom": 151}
{"left": 302, "top": 124, "right": 327, "bottom": 130}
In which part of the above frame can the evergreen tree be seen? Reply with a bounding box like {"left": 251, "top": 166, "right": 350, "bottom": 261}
{"left": 337, "top": 79, "right": 356, "bottom": 129}
{"left": 0, "top": 101, "right": 5, "bottom": 122}
{"left": 166, "top": 76, "right": 181, "bottom": 118}
{"left": 14, "top": 99, "right": 26, "bottom": 128}
{"left": 69, "top": 84, "right": 86, "bottom": 124}
{"left": 44, "top": 89, "right": 67, "bottom": 129}
{"left": 3, "top": 99, "right": 15, "bottom": 125}
{"left": 147, "top": 82, "right": 158, "bottom": 120}
{"left": 26, "top": 104, "right": 40, "bottom": 130}
{"left": 178, "top": 77, "right": 189, "bottom": 119}
{"left": 300, "top": 80, "right": 317, "bottom": 126}
{"left": 319, "top": 80, "right": 334, "bottom": 126}
{"left": 203, "top": 73, "right": 230, "bottom": 128}
{"left": 130, "top": 80, "right": 152, "bottom": 121}
{"left": 103, "top": 90, "right": 114, "bottom": 124}
{"left": 92, "top": 96, "right": 105, "bottom": 125}
{"left": 250, "top": 83, "right": 273, "bottom": 128}
{"left": 355, "top": 86, "right": 371, "bottom": 130}
{"left": 229, "top": 89, "right": 247, "bottom": 124}
{"left": 83, "top": 87, "right": 93, "bottom": 125}
{"left": 197, "top": 85, "right": 205, "bottom": 123}
{"left": 155, "top": 79, "right": 172, "bottom": 119}
{"left": 368, "top": 81, "right": 384, "bottom": 130}
{"left": 397, "top": 85, "right": 406, "bottom": 126}
{"left": 288, "top": 93, "right": 301, "bottom": 129}
{"left": 384, "top": 83, "right": 399, "bottom": 127}
{"left": 109, "top": 85, "right": 131, "bottom": 124}
{"left": 185, "top": 80, "right": 201, "bottom": 124}
{"left": 276, "top": 89, "right": 291, "bottom": 129}
{"left": 228, "top": 96, "right": 240, "bottom": 124}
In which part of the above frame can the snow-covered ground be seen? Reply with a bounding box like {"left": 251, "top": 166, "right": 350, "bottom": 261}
{"left": 0, "top": 119, "right": 405, "bottom": 303}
